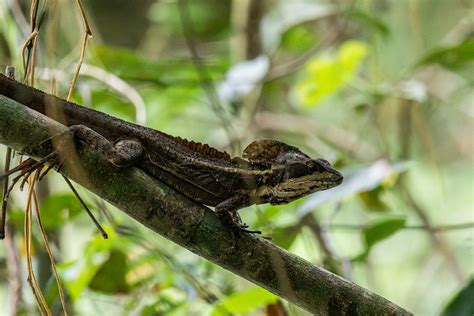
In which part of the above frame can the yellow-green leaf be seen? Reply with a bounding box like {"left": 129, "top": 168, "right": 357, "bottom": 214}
{"left": 296, "top": 41, "right": 368, "bottom": 107}
{"left": 211, "top": 288, "right": 278, "bottom": 316}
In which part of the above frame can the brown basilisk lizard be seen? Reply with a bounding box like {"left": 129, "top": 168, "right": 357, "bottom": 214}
{"left": 0, "top": 74, "right": 343, "bottom": 233}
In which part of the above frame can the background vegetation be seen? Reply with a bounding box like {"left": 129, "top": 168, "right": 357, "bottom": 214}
{"left": 0, "top": 0, "right": 473, "bottom": 315}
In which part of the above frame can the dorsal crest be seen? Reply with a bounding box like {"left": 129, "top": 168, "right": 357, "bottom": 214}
{"left": 242, "top": 140, "right": 300, "bottom": 162}
{"left": 172, "top": 135, "right": 231, "bottom": 160}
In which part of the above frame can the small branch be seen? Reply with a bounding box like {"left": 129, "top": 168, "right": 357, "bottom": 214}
{"left": 329, "top": 222, "right": 474, "bottom": 232}
{"left": 402, "top": 188, "right": 467, "bottom": 283}
{"left": 303, "top": 214, "right": 339, "bottom": 261}
{"left": 0, "top": 84, "right": 411, "bottom": 315}
{"left": 255, "top": 111, "right": 376, "bottom": 159}
{"left": 80, "top": 64, "right": 147, "bottom": 125}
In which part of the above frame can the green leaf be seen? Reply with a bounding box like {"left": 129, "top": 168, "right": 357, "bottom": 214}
{"left": 211, "top": 288, "right": 278, "bottom": 316}
{"left": 280, "top": 26, "right": 317, "bottom": 53}
{"left": 353, "top": 217, "right": 406, "bottom": 262}
{"left": 296, "top": 41, "right": 368, "bottom": 107}
{"left": 89, "top": 250, "right": 130, "bottom": 294}
{"left": 364, "top": 217, "right": 406, "bottom": 249}
{"left": 442, "top": 278, "right": 474, "bottom": 316}
{"left": 39, "top": 193, "right": 83, "bottom": 230}
{"left": 417, "top": 40, "right": 474, "bottom": 70}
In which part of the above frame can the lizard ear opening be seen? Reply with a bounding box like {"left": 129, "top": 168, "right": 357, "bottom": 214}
{"left": 242, "top": 140, "right": 300, "bottom": 162}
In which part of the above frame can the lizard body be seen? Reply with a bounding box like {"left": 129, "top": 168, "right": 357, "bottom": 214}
{"left": 0, "top": 74, "right": 342, "bottom": 230}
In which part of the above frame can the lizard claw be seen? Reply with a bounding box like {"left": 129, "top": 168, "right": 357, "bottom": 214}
{"left": 3, "top": 152, "right": 64, "bottom": 184}
{"left": 232, "top": 213, "right": 261, "bottom": 234}
{"left": 238, "top": 226, "right": 262, "bottom": 234}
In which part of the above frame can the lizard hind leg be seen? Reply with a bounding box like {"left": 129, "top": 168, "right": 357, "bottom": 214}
{"left": 65, "top": 125, "right": 144, "bottom": 167}
{"left": 111, "top": 139, "right": 144, "bottom": 167}
{"left": 39, "top": 125, "right": 144, "bottom": 168}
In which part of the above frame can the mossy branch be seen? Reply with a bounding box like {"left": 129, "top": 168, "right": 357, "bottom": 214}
{"left": 0, "top": 90, "right": 411, "bottom": 315}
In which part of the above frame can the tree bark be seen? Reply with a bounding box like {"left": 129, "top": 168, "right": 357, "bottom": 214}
{"left": 0, "top": 91, "right": 411, "bottom": 315}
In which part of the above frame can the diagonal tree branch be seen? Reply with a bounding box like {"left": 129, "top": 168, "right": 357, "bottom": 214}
{"left": 0, "top": 89, "right": 411, "bottom": 315}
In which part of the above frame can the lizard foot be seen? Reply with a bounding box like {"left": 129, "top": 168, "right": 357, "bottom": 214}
{"left": 0, "top": 151, "right": 60, "bottom": 182}
{"left": 222, "top": 212, "right": 262, "bottom": 235}
{"left": 215, "top": 196, "right": 262, "bottom": 235}
{"left": 229, "top": 210, "right": 261, "bottom": 234}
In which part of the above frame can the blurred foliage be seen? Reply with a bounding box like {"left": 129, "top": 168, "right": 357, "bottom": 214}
{"left": 0, "top": 0, "right": 473, "bottom": 315}
{"left": 416, "top": 39, "right": 474, "bottom": 81}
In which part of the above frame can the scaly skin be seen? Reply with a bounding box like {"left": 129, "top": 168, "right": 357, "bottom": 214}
{"left": 0, "top": 74, "right": 343, "bottom": 232}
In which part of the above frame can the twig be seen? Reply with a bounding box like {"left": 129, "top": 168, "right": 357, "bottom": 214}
{"left": 329, "top": 222, "right": 474, "bottom": 232}
{"left": 1, "top": 147, "right": 12, "bottom": 239}
{"left": 303, "top": 214, "right": 339, "bottom": 261}
{"left": 397, "top": 97, "right": 466, "bottom": 283}
{"left": 24, "top": 170, "right": 51, "bottom": 315}
{"left": 62, "top": 175, "right": 108, "bottom": 239}
{"left": 31, "top": 176, "right": 68, "bottom": 315}
{"left": 255, "top": 111, "right": 376, "bottom": 159}
{"left": 403, "top": 188, "right": 466, "bottom": 283}
{"left": 1, "top": 66, "right": 16, "bottom": 239}
{"left": 80, "top": 64, "right": 147, "bottom": 125}
{"left": 66, "top": 0, "right": 92, "bottom": 101}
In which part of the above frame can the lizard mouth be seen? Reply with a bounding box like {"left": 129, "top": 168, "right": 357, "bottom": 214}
{"left": 330, "top": 170, "right": 344, "bottom": 185}
{"left": 270, "top": 175, "right": 343, "bottom": 204}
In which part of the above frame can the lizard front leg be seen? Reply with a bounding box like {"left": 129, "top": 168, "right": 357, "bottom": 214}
{"left": 48, "top": 125, "right": 144, "bottom": 167}
{"left": 215, "top": 195, "right": 261, "bottom": 234}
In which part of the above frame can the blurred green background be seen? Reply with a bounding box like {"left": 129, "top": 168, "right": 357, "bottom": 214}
{"left": 0, "top": 0, "right": 473, "bottom": 315}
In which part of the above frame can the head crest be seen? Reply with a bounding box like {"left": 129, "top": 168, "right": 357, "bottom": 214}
{"left": 242, "top": 140, "right": 302, "bottom": 162}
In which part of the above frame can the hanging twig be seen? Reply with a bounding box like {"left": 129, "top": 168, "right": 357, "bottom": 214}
{"left": 66, "top": 0, "right": 92, "bottom": 101}
{"left": 31, "top": 175, "right": 69, "bottom": 315}
{"left": 62, "top": 175, "right": 108, "bottom": 239}
{"left": 0, "top": 147, "right": 12, "bottom": 239}
{"left": 24, "top": 170, "right": 51, "bottom": 316}
{"left": 1, "top": 66, "right": 17, "bottom": 239}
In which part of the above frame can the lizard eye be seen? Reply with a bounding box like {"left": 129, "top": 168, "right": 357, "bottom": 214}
{"left": 317, "top": 159, "right": 331, "bottom": 167}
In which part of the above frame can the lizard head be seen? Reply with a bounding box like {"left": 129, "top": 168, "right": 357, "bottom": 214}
{"left": 243, "top": 140, "right": 343, "bottom": 205}
{"left": 268, "top": 150, "right": 343, "bottom": 205}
